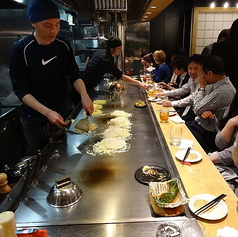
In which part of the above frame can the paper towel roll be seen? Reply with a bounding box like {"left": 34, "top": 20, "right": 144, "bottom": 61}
{"left": 0, "top": 211, "right": 16, "bottom": 237}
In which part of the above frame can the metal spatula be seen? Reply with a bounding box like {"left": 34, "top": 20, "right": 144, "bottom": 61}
{"left": 74, "top": 112, "right": 91, "bottom": 133}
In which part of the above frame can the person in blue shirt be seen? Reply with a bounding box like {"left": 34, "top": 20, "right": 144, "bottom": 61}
{"left": 150, "top": 50, "right": 171, "bottom": 82}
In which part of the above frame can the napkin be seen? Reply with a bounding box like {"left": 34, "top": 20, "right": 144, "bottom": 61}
{"left": 179, "top": 139, "right": 194, "bottom": 150}
{"left": 170, "top": 116, "right": 185, "bottom": 124}
{"left": 217, "top": 227, "right": 238, "bottom": 237}
{"left": 146, "top": 66, "right": 156, "bottom": 72}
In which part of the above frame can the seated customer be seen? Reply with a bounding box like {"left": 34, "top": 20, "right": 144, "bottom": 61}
{"left": 149, "top": 50, "right": 171, "bottom": 82}
{"left": 208, "top": 93, "right": 238, "bottom": 166}
{"left": 155, "top": 54, "right": 203, "bottom": 121}
{"left": 162, "top": 47, "right": 188, "bottom": 85}
{"left": 141, "top": 53, "right": 156, "bottom": 71}
{"left": 186, "top": 55, "right": 236, "bottom": 153}
{"left": 159, "top": 55, "right": 189, "bottom": 90}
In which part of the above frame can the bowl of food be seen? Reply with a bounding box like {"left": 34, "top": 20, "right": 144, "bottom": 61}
{"left": 149, "top": 178, "right": 189, "bottom": 216}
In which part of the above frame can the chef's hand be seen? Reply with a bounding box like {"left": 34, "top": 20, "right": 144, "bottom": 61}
{"left": 45, "top": 110, "right": 67, "bottom": 129}
{"left": 137, "top": 81, "right": 148, "bottom": 90}
{"left": 201, "top": 111, "right": 215, "bottom": 120}
{"left": 81, "top": 94, "right": 94, "bottom": 116}
{"left": 162, "top": 100, "right": 172, "bottom": 107}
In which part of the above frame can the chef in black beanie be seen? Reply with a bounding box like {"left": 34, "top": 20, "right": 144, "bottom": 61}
{"left": 9, "top": 0, "right": 93, "bottom": 155}
{"left": 82, "top": 35, "right": 147, "bottom": 92}
{"left": 106, "top": 35, "right": 122, "bottom": 49}
{"left": 27, "top": 0, "right": 60, "bottom": 23}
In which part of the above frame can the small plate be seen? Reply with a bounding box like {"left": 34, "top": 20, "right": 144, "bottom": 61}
{"left": 148, "top": 97, "right": 157, "bottom": 102}
{"left": 156, "top": 98, "right": 162, "bottom": 104}
{"left": 134, "top": 101, "right": 147, "bottom": 108}
{"left": 169, "top": 111, "right": 177, "bottom": 116}
{"left": 175, "top": 150, "right": 202, "bottom": 163}
{"left": 189, "top": 194, "right": 228, "bottom": 220}
{"left": 134, "top": 165, "right": 171, "bottom": 185}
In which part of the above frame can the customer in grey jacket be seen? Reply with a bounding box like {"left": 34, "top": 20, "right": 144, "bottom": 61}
{"left": 186, "top": 55, "right": 236, "bottom": 153}
{"left": 209, "top": 93, "right": 238, "bottom": 166}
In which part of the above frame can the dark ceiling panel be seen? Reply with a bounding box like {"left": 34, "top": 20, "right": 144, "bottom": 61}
{"left": 58, "top": 0, "right": 148, "bottom": 22}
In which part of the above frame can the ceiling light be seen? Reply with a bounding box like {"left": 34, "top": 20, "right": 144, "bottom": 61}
{"left": 143, "top": 16, "right": 149, "bottom": 18}
{"left": 224, "top": 2, "right": 229, "bottom": 8}
{"left": 237, "top": 3, "right": 238, "bottom": 7}
{"left": 210, "top": 2, "right": 215, "bottom": 8}
{"left": 146, "top": 12, "right": 152, "bottom": 14}
{"left": 150, "top": 6, "right": 157, "bottom": 9}
{"left": 14, "top": 0, "right": 24, "bottom": 3}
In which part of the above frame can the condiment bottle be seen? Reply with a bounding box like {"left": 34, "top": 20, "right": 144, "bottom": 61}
{"left": 0, "top": 211, "right": 17, "bottom": 237}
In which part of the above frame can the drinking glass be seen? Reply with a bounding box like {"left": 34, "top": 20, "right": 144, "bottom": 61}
{"left": 181, "top": 218, "right": 205, "bottom": 237}
{"left": 170, "top": 125, "right": 182, "bottom": 146}
{"left": 159, "top": 110, "right": 169, "bottom": 123}
{"left": 147, "top": 84, "right": 155, "bottom": 97}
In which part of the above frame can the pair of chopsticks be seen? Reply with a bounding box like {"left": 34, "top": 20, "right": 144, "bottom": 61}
{"left": 194, "top": 194, "right": 227, "bottom": 217}
{"left": 182, "top": 147, "right": 191, "bottom": 165}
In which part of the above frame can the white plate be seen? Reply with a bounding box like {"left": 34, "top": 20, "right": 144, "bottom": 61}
{"left": 188, "top": 194, "right": 228, "bottom": 220}
{"left": 156, "top": 98, "right": 162, "bottom": 104}
{"left": 148, "top": 97, "right": 157, "bottom": 102}
{"left": 175, "top": 150, "right": 202, "bottom": 163}
{"left": 169, "top": 111, "right": 177, "bottom": 116}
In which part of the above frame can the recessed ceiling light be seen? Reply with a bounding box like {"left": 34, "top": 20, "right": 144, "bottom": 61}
{"left": 150, "top": 6, "right": 157, "bottom": 9}
{"left": 210, "top": 2, "right": 215, "bottom": 8}
{"left": 147, "top": 12, "right": 152, "bottom": 14}
{"left": 224, "top": 2, "right": 229, "bottom": 8}
{"left": 14, "top": 0, "right": 24, "bottom": 2}
{"left": 237, "top": 3, "right": 238, "bottom": 8}
{"left": 143, "top": 16, "right": 149, "bottom": 18}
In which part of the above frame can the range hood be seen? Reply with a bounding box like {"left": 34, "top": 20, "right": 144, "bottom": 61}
{"left": 57, "top": 0, "right": 148, "bottom": 22}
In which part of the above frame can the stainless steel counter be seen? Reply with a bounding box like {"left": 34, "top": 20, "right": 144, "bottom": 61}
{"left": 15, "top": 81, "right": 189, "bottom": 235}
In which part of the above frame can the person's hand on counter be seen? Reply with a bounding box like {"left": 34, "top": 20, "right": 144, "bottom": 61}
{"left": 201, "top": 111, "right": 215, "bottom": 120}
{"left": 162, "top": 100, "right": 172, "bottom": 107}
{"left": 208, "top": 151, "right": 220, "bottom": 163}
{"left": 154, "top": 91, "right": 165, "bottom": 98}
{"left": 159, "top": 82, "right": 176, "bottom": 90}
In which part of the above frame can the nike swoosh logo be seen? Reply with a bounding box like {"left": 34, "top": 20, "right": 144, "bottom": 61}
{"left": 42, "top": 56, "right": 57, "bottom": 65}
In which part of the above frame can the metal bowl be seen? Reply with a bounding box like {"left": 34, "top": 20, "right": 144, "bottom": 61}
{"left": 46, "top": 176, "right": 83, "bottom": 208}
{"left": 109, "top": 83, "right": 125, "bottom": 92}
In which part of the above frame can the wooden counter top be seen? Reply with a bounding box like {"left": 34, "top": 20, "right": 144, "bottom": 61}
{"left": 150, "top": 101, "right": 238, "bottom": 237}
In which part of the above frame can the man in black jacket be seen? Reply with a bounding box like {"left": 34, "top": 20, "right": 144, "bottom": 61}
{"left": 211, "top": 19, "right": 238, "bottom": 90}
{"left": 82, "top": 35, "right": 147, "bottom": 92}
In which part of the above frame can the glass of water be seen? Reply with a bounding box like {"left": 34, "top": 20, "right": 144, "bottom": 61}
{"left": 170, "top": 125, "right": 182, "bottom": 146}
{"left": 181, "top": 218, "right": 205, "bottom": 237}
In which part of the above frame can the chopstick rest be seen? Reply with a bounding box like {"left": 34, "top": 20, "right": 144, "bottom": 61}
{"left": 194, "top": 194, "right": 227, "bottom": 217}
{"left": 180, "top": 161, "right": 191, "bottom": 166}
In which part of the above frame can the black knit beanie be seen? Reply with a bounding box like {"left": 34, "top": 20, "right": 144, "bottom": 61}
{"left": 106, "top": 35, "right": 122, "bottom": 48}
{"left": 27, "top": 0, "right": 60, "bottom": 23}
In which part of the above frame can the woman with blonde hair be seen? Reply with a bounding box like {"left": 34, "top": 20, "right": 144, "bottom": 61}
{"left": 150, "top": 50, "right": 171, "bottom": 82}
